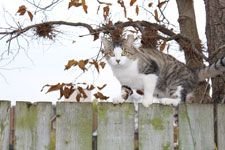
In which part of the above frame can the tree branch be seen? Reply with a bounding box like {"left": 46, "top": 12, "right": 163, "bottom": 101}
{"left": 0, "top": 20, "right": 208, "bottom": 60}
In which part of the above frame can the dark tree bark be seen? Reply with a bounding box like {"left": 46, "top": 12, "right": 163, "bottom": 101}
{"left": 205, "top": 0, "right": 225, "bottom": 104}
{"left": 176, "top": 0, "right": 211, "bottom": 103}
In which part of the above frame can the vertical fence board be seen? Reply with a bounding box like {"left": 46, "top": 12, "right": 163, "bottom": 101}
{"left": 97, "top": 103, "right": 135, "bottom": 150}
{"left": 56, "top": 102, "right": 93, "bottom": 150}
{"left": 217, "top": 104, "right": 225, "bottom": 150}
{"left": 178, "top": 104, "right": 214, "bottom": 150}
{"left": 0, "top": 101, "right": 10, "bottom": 150}
{"left": 14, "top": 102, "right": 52, "bottom": 150}
{"left": 138, "top": 104, "right": 174, "bottom": 150}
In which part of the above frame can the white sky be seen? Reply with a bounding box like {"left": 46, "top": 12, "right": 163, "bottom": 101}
{"left": 0, "top": 0, "right": 206, "bottom": 105}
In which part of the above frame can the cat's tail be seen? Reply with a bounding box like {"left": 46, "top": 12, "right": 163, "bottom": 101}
{"left": 198, "top": 57, "right": 225, "bottom": 81}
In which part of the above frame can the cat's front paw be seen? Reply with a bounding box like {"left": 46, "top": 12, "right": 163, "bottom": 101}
{"left": 113, "top": 97, "right": 125, "bottom": 104}
{"left": 142, "top": 99, "right": 153, "bottom": 107}
{"left": 160, "top": 98, "right": 179, "bottom": 106}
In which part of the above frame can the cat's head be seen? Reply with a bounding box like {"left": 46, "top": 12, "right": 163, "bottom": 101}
{"left": 102, "top": 35, "right": 136, "bottom": 66}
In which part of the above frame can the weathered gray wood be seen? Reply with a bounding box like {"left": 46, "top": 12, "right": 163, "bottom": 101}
{"left": 56, "top": 102, "right": 93, "bottom": 150}
{"left": 179, "top": 104, "right": 214, "bottom": 150}
{"left": 217, "top": 104, "right": 225, "bottom": 150}
{"left": 97, "top": 103, "right": 135, "bottom": 150}
{"left": 14, "top": 102, "right": 52, "bottom": 150}
{"left": 0, "top": 101, "right": 10, "bottom": 150}
{"left": 138, "top": 104, "right": 174, "bottom": 150}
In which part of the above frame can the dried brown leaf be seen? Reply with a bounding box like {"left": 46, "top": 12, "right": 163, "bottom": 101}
{"left": 160, "top": 40, "right": 167, "bottom": 51}
{"left": 76, "top": 93, "right": 81, "bottom": 102}
{"left": 148, "top": 2, "right": 153, "bottom": 7}
{"left": 78, "top": 59, "right": 89, "bottom": 72}
{"left": 83, "top": 5, "right": 88, "bottom": 13}
{"left": 130, "top": 0, "right": 137, "bottom": 6}
{"left": 97, "top": 0, "right": 112, "bottom": 5}
{"left": 90, "top": 60, "right": 99, "bottom": 73}
{"left": 117, "top": 0, "right": 127, "bottom": 18}
{"left": 17, "top": 5, "right": 26, "bottom": 15}
{"left": 94, "top": 92, "right": 109, "bottom": 100}
{"left": 27, "top": 11, "right": 33, "bottom": 21}
{"left": 154, "top": 9, "right": 159, "bottom": 22}
{"left": 94, "top": 33, "right": 99, "bottom": 41}
{"left": 43, "top": 83, "right": 62, "bottom": 93}
{"left": 100, "top": 62, "right": 106, "bottom": 69}
{"left": 103, "top": 6, "right": 110, "bottom": 20}
{"left": 157, "top": 1, "right": 167, "bottom": 8}
{"left": 97, "top": 84, "right": 107, "bottom": 90}
{"left": 63, "top": 87, "right": 75, "bottom": 98}
{"left": 136, "top": 5, "right": 139, "bottom": 16}
{"left": 128, "top": 18, "right": 133, "bottom": 22}
{"left": 86, "top": 84, "right": 95, "bottom": 90}
{"left": 68, "top": 0, "right": 82, "bottom": 9}
{"left": 77, "top": 86, "right": 88, "bottom": 98}
{"left": 64, "top": 59, "right": 78, "bottom": 70}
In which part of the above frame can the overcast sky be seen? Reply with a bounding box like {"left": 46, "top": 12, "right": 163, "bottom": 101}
{"left": 0, "top": 0, "right": 206, "bottom": 105}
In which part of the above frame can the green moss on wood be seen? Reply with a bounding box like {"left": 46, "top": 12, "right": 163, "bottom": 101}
{"left": 163, "top": 142, "right": 171, "bottom": 150}
{"left": 150, "top": 118, "right": 165, "bottom": 131}
{"left": 16, "top": 104, "right": 38, "bottom": 130}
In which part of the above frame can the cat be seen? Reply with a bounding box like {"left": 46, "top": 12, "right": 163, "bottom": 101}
{"left": 102, "top": 34, "right": 225, "bottom": 107}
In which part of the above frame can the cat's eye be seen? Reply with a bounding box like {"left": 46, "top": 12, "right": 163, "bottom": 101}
{"left": 121, "top": 51, "right": 127, "bottom": 56}
{"left": 109, "top": 51, "right": 115, "bottom": 57}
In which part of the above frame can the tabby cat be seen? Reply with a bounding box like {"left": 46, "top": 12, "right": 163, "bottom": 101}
{"left": 102, "top": 35, "right": 225, "bottom": 107}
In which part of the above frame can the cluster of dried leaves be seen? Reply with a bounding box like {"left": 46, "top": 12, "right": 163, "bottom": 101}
{"left": 41, "top": 82, "right": 109, "bottom": 102}
{"left": 41, "top": 58, "right": 108, "bottom": 101}
{"left": 64, "top": 59, "right": 106, "bottom": 72}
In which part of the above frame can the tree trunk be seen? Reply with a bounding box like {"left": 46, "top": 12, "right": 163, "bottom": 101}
{"left": 176, "top": 0, "right": 211, "bottom": 103}
{"left": 205, "top": 0, "right": 225, "bottom": 103}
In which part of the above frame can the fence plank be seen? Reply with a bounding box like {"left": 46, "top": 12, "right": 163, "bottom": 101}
{"left": 0, "top": 101, "right": 11, "bottom": 150}
{"left": 97, "top": 103, "right": 135, "bottom": 150}
{"left": 217, "top": 104, "right": 225, "bottom": 150}
{"left": 138, "top": 103, "right": 174, "bottom": 150}
{"left": 56, "top": 102, "right": 93, "bottom": 150}
{"left": 14, "top": 102, "right": 52, "bottom": 150}
{"left": 178, "top": 104, "right": 214, "bottom": 150}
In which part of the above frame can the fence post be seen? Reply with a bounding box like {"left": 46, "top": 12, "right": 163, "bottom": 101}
{"left": 178, "top": 104, "right": 214, "bottom": 150}
{"left": 56, "top": 102, "right": 93, "bottom": 150}
{"left": 14, "top": 102, "right": 52, "bottom": 150}
{"left": 97, "top": 102, "right": 135, "bottom": 150}
{"left": 0, "top": 101, "right": 10, "bottom": 150}
{"left": 217, "top": 104, "right": 225, "bottom": 150}
{"left": 138, "top": 103, "right": 174, "bottom": 150}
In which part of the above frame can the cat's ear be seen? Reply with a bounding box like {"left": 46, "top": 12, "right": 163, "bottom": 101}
{"left": 101, "top": 37, "right": 111, "bottom": 49}
{"left": 125, "top": 34, "right": 135, "bottom": 47}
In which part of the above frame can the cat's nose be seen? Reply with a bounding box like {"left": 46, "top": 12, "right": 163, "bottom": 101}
{"left": 116, "top": 60, "right": 120, "bottom": 63}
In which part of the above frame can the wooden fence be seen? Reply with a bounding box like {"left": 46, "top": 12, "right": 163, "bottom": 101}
{"left": 0, "top": 100, "right": 225, "bottom": 150}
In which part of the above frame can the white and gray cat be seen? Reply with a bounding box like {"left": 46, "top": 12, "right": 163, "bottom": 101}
{"left": 102, "top": 35, "right": 225, "bottom": 107}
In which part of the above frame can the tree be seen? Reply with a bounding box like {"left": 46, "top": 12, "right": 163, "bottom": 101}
{"left": 0, "top": 0, "right": 224, "bottom": 103}
{"left": 204, "top": 0, "right": 225, "bottom": 103}
{"left": 176, "top": 0, "right": 211, "bottom": 103}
